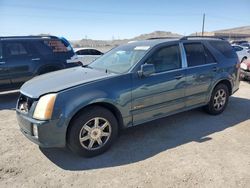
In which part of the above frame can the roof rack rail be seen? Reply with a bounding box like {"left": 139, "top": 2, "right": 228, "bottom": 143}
{"left": 147, "top": 37, "right": 181, "bottom": 40}
{"left": 0, "top": 35, "right": 58, "bottom": 40}
{"left": 180, "top": 36, "right": 225, "bottom": 41}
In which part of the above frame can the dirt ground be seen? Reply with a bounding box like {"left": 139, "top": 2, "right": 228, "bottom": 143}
{"left": 0, "top": 81, "right": 250, "bottom": 188}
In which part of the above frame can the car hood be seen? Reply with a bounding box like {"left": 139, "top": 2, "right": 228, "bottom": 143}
{"left": 21, "top": 67, "right": 116, "bottom": 98}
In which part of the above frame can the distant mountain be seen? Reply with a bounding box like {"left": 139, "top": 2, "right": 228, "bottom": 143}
{"left": 215, "top": 26, "right": 250, "bottom": 34}
{"left": 131, "top": 31, "right": 182, "bottom": 40}
{"left": 71, "top": 26, "right": 250, "bottom": 48}
{"left": 70, "top": 31, "right": 182, "bottom": 48}
{"left": 191, "top": 26, "right": 250, "bottom": 36}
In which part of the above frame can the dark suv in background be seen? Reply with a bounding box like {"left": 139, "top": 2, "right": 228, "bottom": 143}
{"left": 0, "top": 36, "right": 77, "bottom": 92}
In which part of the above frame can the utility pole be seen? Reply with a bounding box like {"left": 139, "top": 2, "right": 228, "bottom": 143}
{"left": 202, "top": 13, "right": 205, "bottom": 36}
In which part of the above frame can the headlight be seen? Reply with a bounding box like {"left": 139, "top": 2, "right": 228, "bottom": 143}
{"left": 240, "top": 63, "right": 248, "bottom": 70}
{"left": 33, "top": 93, "right": 57, "bottom": 120}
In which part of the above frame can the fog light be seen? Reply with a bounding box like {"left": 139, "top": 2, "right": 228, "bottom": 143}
{"left": 32, "top": 124, "right": 38, "bottom": 138}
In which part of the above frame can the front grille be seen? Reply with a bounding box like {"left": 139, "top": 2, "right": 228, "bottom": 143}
{"left": 17, "top": 94, "right": 34, "bottom": 113}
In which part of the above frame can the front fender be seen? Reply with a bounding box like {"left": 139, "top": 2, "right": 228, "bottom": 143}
{"left": 54, "top": 73, "right": 132, "bottom": 133}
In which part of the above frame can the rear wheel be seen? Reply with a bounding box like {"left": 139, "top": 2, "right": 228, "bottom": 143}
{"left": 67, "top": 106, "right": 118, "bottom": 157}
{"left": 204, "top": 84, "right": 229, "bottom": 115}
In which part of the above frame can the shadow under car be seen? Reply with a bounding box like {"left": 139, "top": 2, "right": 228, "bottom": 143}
{"left": 40, "top": 96, "right": 250, "bottom": 171}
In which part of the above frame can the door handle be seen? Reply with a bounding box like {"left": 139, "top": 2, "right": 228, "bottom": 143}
{"left": 31, "top": 58, "right": 40, "bottom": 61}
{"left": 174, "top": 75, "right": 183, "bottom": 80}
{"left": 0, "top": 61, "right": 6, "bottom": 64}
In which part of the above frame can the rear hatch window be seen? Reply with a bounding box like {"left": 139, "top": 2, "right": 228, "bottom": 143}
{"left": 209, "top": 41, "right": 236, "bottom": 58}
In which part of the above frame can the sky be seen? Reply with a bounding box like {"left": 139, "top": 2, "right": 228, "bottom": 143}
{"left": 0, "top": 0, "right": 249, "bottom": 40}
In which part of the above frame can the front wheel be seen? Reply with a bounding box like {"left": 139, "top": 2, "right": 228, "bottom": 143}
{"left": 67, "top": 106, "right": 118, "bottom": 157}
{"left": 204, "top": 84, "right": 229, "bottom": 115}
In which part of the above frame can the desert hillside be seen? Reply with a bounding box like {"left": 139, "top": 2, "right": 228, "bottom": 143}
{"left": 70, "top": 31, "right": 182, "bottom": 48}
{"left": 215, "top": 26, "right": 250, "bottom": 34}
{"left": 71, "top": 26, "right": 250, "bottom": 49}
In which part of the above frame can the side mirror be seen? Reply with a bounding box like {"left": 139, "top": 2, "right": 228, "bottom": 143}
{"left": 138, "top": 64, "right": 155, "bottom": 77}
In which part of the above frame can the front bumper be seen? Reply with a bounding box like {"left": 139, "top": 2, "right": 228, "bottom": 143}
{"left": 16, "top": 111, "right": 66, "bottom": 148}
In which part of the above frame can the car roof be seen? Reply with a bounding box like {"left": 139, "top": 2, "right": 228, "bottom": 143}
{"left": 125, "top": 37, "right": 224, "bottom": 48}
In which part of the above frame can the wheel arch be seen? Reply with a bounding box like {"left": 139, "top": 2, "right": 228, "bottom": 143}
{"left": 214, "top": 79, "right": 232, "bottom": 95}
{"left": 66, "top": 102, "right": 124, "bottom": 141}
{"left": 210, "top": 78, "right": 233, "bottom": 98}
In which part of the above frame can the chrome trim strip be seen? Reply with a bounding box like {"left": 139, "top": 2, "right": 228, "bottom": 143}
{"left": 187, "top": 62, "right": 217, "bottom": 69}
{"left": 179, "top": 42, "right": 188, "bottom": 68}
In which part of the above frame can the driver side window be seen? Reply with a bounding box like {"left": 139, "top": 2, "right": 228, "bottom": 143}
{"left": 146, "top": 45, "right": 181, "bottom": 73}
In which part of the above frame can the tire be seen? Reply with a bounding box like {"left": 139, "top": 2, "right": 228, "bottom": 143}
{"left": 67, "top": 106, "right": 118, "bottom": 157}
{"left": 204, "top": 84, "right": 229, "bottom": 115}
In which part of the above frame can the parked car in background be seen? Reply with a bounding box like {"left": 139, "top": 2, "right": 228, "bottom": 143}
{"left": 231, "top": 40, "right": 248, "bottom": 45}
{"left": 0, "top": 35, "right": 78, "bottom": 92}
{"left": 67, "top": 48, "right": 103, "bottom": 65}
{"left": 232, "top": 44, "right": 250, "bottom": 62}
{"left": 16, "top": 37, "right": 240, "bottom": 157}
{"left": 241, "top": 42, "right": 250, "bottom": 49}
{"left": 240, "top": 59, "right": 250, "bottom": 80}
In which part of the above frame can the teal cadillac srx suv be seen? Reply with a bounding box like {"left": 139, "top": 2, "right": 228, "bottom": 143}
{"left": 16, "top": 37, "right": 240, "bottom": 157}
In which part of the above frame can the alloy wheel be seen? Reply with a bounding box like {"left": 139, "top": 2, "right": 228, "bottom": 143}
{"left": 213, "top": 89, "right": 226, "bottom": 111}
{"left": 79, "top": 117, "right": 112, "bottom": 150}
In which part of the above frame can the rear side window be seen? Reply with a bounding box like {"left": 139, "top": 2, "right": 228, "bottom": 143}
{"left": 204, "top": 46, "right": 216, "bottom": 64}
{"left": 184, "top": 43, "right": 206, "bottom": 67}
{"left": 34, "top": 40, "right": 53, "bottom": 55}
{"left": 43, "top": 39, "right": 68, "bottom": 53}
{"left": 34, "top": 39, "right": 71, "bottom": 56}
{"left": 90, "top": 49, "right": 103, "bottom": 55}
{"left": 76, "top": 49, "right": 90, "bottom": 55}
{"left": 146, "top": 45, "right": 181, "bottom": 73}
{"left": 184, "top": 43, "right": 216, "bottom": 67}
{"left": 209, "top": 41, "right": 235, "bottom": 58}
{"left": 5, "top": 42, "right": 28, "bottom": 57}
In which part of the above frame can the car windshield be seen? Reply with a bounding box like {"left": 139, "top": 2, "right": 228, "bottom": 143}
{"left": 89, "top": 44, "right": 150, "bottom": 73}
